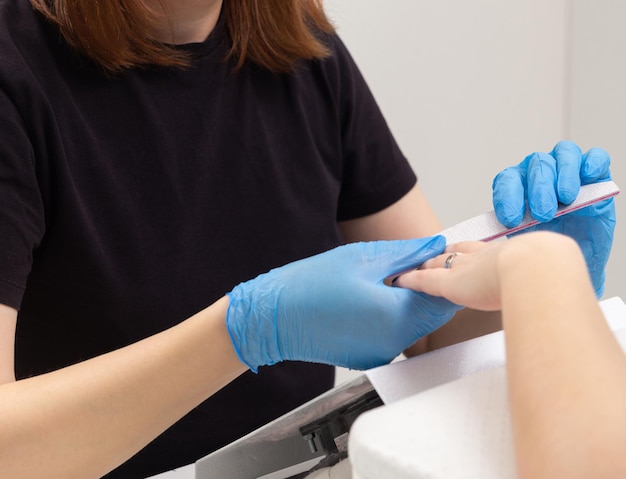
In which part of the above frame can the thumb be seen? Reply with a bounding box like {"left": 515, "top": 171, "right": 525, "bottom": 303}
{"left": 360, "top": 235, "right": 447, "bottom": 280}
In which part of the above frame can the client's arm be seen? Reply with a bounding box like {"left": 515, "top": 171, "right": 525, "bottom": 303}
{"left": 397, "top": 232, "right": 626, "bottom": 479}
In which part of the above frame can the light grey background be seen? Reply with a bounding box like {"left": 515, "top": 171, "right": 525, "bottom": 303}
{"left": 324, "top": 0, "right": 626, "bottom": 385}
{"left": 569, "top": 1, "right": 625, "bottom": 299}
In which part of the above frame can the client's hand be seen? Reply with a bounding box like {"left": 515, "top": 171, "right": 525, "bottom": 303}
{"left": 394, "top": 240, "right": 502, "bottom": 311}
{"left": 226, "top": 236, "right": 461, "bottom": 372}
{"left": 394, "top": 231, "right": 589, "bottom": 313}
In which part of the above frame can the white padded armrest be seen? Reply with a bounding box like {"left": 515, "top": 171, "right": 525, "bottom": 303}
{"left": 349, "top": 298, "right": 626, "bottom": 479}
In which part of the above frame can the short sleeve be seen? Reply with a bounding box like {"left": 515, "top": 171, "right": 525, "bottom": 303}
{"left": 328, "top": 35, "right": 417, "bottom": 221}
{"left": 0, "top": 89, "right": 46, "bottom": 309}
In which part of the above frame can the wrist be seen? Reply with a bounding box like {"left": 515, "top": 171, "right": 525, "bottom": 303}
{"left": 499, "top": 232, "right": 582, "bottom": 275}
{"left": 498, "top": 232, "right": 592, "bottom": 318}
{"left": 225, "top": 285, "right": 282, "bottom": 373}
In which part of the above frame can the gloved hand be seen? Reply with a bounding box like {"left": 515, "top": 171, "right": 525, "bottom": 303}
{"left": 226, "top": 235, "right": 461, "bottom": 372}
{"left": 492, "top": 140, "right": 616, "bottom": 296}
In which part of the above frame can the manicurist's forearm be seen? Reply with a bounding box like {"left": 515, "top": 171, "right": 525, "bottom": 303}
{"left": 0, "top": 296, "right": 246, "bottom": 479}
{"left": 499, "top": 235, "right": 626, "bottom": 479}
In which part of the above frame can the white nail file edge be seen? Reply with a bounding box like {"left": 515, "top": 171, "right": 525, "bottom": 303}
{"left": 440, "top": 180, "right": 620, "bottom": 244}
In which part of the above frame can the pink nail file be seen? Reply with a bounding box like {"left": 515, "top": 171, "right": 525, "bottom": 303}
{"left": 440, "top": 180, "right": 620, "bottom": 244}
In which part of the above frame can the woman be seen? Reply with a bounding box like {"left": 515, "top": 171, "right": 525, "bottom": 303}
{"left": 0, "top": 0, "right": 614, "bottom": 477}
{"left": 397, "top": 231, "right": 626, "bottom": 479}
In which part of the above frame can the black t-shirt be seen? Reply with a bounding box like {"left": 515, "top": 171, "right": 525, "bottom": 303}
{"left": 0, "top": 1, "right": 417, "bottom": 477}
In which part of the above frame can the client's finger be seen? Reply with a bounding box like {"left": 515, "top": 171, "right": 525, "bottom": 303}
{"left": 394, "top": 268, "right": 449, "bottom": 296}
{"left": 420, "top": 241, "right": 487, "bottom": 269}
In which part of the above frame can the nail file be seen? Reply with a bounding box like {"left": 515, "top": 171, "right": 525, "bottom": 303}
{"left": 440, "top": 180, "right": 620, "bottom": 244}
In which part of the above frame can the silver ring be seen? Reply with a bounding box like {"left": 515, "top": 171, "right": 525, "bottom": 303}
{"left": 444, "top": 252, "right": 459, "bottom": 269}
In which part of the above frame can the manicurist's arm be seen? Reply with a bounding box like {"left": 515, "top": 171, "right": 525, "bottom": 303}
{"left": 398, "top": 232, "right": 626, "bottom": 479}
{"left": 0, "top": 233, "right": 457, "bottom": 478}
{"left": 0, "top": 297, "right": 246, "bottom": 479}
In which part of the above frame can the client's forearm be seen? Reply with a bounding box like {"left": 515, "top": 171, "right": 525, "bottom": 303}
{"left": 499, "top": 234, "right": 626, "bottom": 479}
{"left": 404, "top": 308, "right": 502, "bottom": 356}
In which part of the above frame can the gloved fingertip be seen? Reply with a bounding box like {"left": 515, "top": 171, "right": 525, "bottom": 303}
{"left": 551, "top": 140, "right": 582, "bottom": 157}
{"left": 403, "top": 235, "right": 446, "bottom": 256}
{"left": 492, "top": 168, "right": 526, "bottom": 227}
{"left": 492, "top": 166, "right": 524, "bottom": 190}
{"left": 530, "top": 205, "right": 558, "bottom": 223}
{"left": 494, "top": 199, "right": 524, "bottom": 228}
{"left": 557, "top": 181, "right": 579, "bottom": 205}
{"left": 527, "top": 191, "right": 557, "bottom": 222}
{"left": 382, "top": 235, "right": 447, "bottom": 280}
{"left": 424, "top": 234, "right": 446, "bottom": 250}
{"left": 581, "top": 147, "right": 612, "bottom": 183}
{"left": 528, "top": 176, "right": 558, "bottom": 222}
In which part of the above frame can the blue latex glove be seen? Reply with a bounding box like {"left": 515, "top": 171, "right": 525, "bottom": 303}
{"left": 492, "top": 140, "right": 616, "bottom": 296}
{"left": 226, "top": 235, "right": 461, "bottom": 372}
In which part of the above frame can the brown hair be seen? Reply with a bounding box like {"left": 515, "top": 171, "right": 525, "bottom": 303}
{"left": 29, "top": 0, "right": 335, "bottom": 73}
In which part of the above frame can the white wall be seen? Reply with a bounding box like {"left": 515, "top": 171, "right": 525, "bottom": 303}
{"left": 569, "top": 0, "right": 626, "bottom": 300}
{"left": 324, "top": 0, "right": 568, "bottom": 226}
{"left": 325, "top": 1, "right": 625, "bottom": 384}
